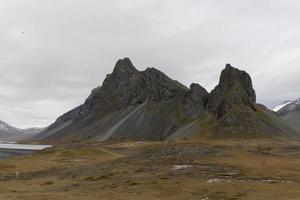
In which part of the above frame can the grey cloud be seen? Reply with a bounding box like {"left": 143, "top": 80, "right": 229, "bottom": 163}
{"left": 0, "top": 0, "right": 299, "bottom": 127}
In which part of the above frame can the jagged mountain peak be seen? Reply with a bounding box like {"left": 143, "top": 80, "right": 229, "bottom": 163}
{"left": 189, "top": 83, "right": 208, "bottom": 101}
{"left": 183, "top": 83, "right": 209, "bottom": 117}
{"left": 38, "top": 59, "right": 300, "bottom": 141}
{"left": 225, "top": 63, "right": 233, "bottom": 68}
{"left": 112, "top": 57, "right": 138, "bottom": 75}
{"left": 38, "top": 58, "right": 191, "bottom": 140}
{"left": 219, "top": 64, "right": 254, "bottom": 95}
{"left": 101, "top": 59, "right": 188, "bottom": 108}
{"left": 207, "top": 64, "right": 256, "bottom": 118}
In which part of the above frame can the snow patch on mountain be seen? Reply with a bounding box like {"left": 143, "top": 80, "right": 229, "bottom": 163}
{"left": 0, "top": 120, "right": 43, "bottom": 141}
{"left": 0, "top": 123, "right": 9, "bottom": 132}
{"left": 273, "top": 101, "right": 292, "bottom": 112}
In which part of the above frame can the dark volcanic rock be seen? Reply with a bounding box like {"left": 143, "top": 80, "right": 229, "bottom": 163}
{"left": 184, "top": 83, "right": 209, "bottom": 117}
{"left": 113, "top": 57, "right": 138, "bottom": 76}
{"left": 142, "top": 67, "right": 188, "bottom": 101}
{"left": 207, "top": 64, "right": 256, "bottom": 119}
{"left": 38, "top": 60, "right": 300, "bottom": 141}
{"left": 81, "top": 58, "right": 188, "bottom": 114}
{"left": 38, "top": 58, "right": 190, "bottom": 140}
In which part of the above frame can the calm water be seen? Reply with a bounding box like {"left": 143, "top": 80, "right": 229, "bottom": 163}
{"left": 0, "top": 143, "right": 52, "bottom": 160}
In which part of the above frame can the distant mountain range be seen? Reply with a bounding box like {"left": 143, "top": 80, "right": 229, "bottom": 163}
{"left": 35, "top": 58, "right": 300, "bottom": 142}
{"left": 273, "top": 98, "right": 300, "bottom": 131}
{"left": 0, "top": 120, "right": 43, "bottom": 142}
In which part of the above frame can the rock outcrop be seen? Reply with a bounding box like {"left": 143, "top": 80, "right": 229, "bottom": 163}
{"left": 184, "top": 83, "right": 209, "bottom": 118}
{"left": 79, "top": 58, "right": 188, "bottom": 115}
{"left": 207, "top": 64, "right": 256, "bottom": 118}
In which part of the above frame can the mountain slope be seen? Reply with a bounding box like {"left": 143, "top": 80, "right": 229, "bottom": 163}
{"left": 0, "top": 120, "right": 43, "bottom": 141}
{"left": 274, "top": 98, "right": 300, "bottom": 130}
{"left": 38, "top": 59, "right": 300, "bottom": 141}
{"left": 37, "top": 58, "right": 204, "bottom": 141}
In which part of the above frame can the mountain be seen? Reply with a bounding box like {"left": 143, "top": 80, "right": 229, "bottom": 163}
{"left": 273, "top": 100, "right": 293, "bottom": 112}
{"left": 171, "top": 65, "right": 300, "bottom": 139}
{"left": 38, "top": 58, "right": 192, "bottom": 141}
{"left": 274, "top": 98, "right": 300, "bottom": 130}
{"left": 37, "top": 58, "right": 300, "bottom": 142}
{"left": 22, "top": 127, "right": 45, "bottom": 135}
{"left": 0, "top": 120, "right": 43, "bottom": 141}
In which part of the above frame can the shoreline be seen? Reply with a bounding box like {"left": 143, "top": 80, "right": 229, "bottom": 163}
{"left": 0, "top": 149, "right": 35, "bottom": 160}
{"left": 0, "top": 143, "right": 52, "bottom": 160}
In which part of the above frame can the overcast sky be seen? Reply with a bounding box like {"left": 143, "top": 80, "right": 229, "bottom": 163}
{"left": 0, "top": 0, "right": 299, "bottom": 128}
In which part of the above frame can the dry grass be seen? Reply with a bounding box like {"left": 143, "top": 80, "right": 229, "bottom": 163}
{"left": 0, "top": 139, "right": 300, "bottom": 200}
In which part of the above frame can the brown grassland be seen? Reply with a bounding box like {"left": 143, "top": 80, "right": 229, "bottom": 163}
{"left": 0, "top": 138, "right": 300, "bottom": 200}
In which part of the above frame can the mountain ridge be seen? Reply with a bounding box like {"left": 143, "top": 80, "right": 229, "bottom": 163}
{"left": 37, "top": 58, "right": 300, "bottom": 141}
{"left": 0, "top": 120, "right": 43, "bottom": 141}
{"left": 274, "top": 98, "right": 300, "bottom": 131}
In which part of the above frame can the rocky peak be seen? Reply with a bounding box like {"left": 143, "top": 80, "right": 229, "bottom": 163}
{"left": 184, "top": 83, "right": 209, "bottom": 117}
{"left": 219, "top": 64, "right": 255, "bottom": 97}
{"left": 141, "top": 67, "right": 188, "bottom": 102}
{"left": 207, "top": 64, "right": 256, "bottom": 118}
{"left": 75, "top": 58, "right": 189, "bottom": 116}
{"left": 225, "top": 63, "right": 232, "bottom": 68}
{"left": 188, "top": 83, "right": 209, "bottom": 102}
{"left": 112, "top": 58, "right": 138, "bottom": 75}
